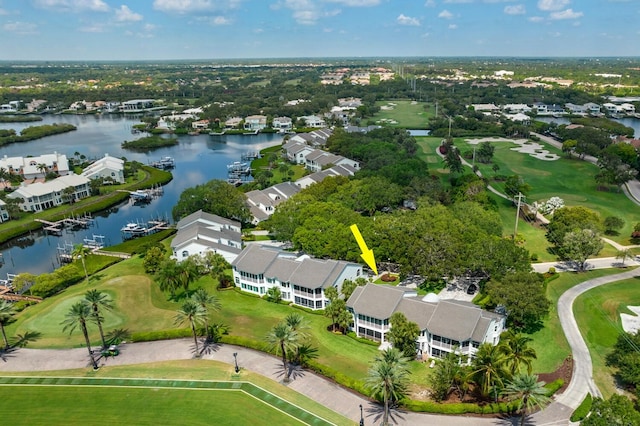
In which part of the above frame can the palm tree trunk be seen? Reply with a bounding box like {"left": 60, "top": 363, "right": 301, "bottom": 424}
{"left": 520, "top": 395, "right": 529, "bottom": 426}
{"left": 93, "top": 307, "right": 107, "bottom": 349}
{"left": 81, "top": 321, "right": 97, "bottom": 369}
{"left": 383, "top": 392, "right": 389, "bottom": 426}
{"left": 81, "top": 257, "right": 88, "bottom": 283}
{"left": 280, "top": 340, "right": 289, "bottom": 381}
{"left": 191, "top": 322, "right": 199, "bottom": 355}
{"left": 0, "top": 323, "right": 9, "bottom": 349}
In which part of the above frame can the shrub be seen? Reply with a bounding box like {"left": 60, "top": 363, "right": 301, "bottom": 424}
{"left": 130, "top": 328, "right": 192, "bottom": 342}
{"left": 544, "top": 378, "right": 564, "bottom": 396}
{"left": 346, "top": 331, "right": 379, "bottom": 346}
{"left": 570, "top": 393, "right": 592, "bottom": 422}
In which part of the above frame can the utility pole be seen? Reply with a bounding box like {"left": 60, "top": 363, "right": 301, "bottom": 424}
{"left": 514, "top": 192, "right": 523, "bottom": 240}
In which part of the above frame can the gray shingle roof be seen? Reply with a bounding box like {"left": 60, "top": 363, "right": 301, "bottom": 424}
{"left": 176, "top": 209, "right": 241, "bottom": 230}
{"left": 347, "top": 284, "right": 416, "bottom": 319}
{"left": 232, "top": 244, "right": 281, "bottom": 274}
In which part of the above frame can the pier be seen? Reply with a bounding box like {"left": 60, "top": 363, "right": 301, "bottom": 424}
{"left": 149, "top": 156, "right": 175, "bottom": 169}
{"left": 241, "top": 151, "right": 261, "bottom": 161}
{"left": 35, "top": 213, "right": 94, "bottom": 235}
{"left": 226, "top": 161, "right": 252, "bottom": 185}
{"left": 117, "top": 186, "right": 164, "bottom": 204}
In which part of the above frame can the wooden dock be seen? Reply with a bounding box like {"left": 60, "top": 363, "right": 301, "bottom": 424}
{"left": 35, "top": 213, "right": 93, "bottom": 235}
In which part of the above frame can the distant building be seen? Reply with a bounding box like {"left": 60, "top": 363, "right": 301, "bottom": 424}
{"left": 243, "top": 115, "right": 267, "bottom": 131}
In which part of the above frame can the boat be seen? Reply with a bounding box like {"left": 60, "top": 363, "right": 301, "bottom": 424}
{"left": 130, "top": 189, "right": 151, "bottom": 201}
{"left": 120, "top": 223, "right": 147, "bottom": 234}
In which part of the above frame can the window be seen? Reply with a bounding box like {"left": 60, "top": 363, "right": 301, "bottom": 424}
{"left": 181, "top": 250, "right": 189, "bottom": 258}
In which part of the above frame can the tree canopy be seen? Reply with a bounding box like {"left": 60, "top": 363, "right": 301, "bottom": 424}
{"left": 172, "top": 179, "right": 250, "bottom": 223}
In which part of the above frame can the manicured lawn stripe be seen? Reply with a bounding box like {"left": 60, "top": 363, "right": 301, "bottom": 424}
{"left": 0, "top": 376, "right": 337, "bottom": 426}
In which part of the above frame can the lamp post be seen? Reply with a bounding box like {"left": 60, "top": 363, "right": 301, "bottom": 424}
{"left": 233, "top": 352, "right": 239, "bottom": 374}
{"left": 359, "top": 404, "right": 364, "bottom": 426}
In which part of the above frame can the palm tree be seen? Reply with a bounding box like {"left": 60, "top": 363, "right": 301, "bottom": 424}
{"left": 503, "top": 373, "right": 551, "bottom": 426}
{"left": 61, "top": 301, "right": 98, "bottom": 369}
{"left": 155, "top": 259, "right": 182, "bottom": 297}
{"left": 36, "top": 163, "right": 47, "bottom": 177}
{"left": 191, "top": 287, "right": 221, "bottom": 339}
{"left": 175, "top": 299, "right": 207, "bottom": 356}
{"left": 498, "top": 330, "right": 537, "bottom": 375}
{"left": 366, "top": 348, "right": 410, "bottom": 426}
{"left": 72, "top": 244, "right": 91, "bottom": 284}
{"left": 176, "top": 257, "right": 199, "bottom": 292}
{"left": 616, "top": 249, "right": 633, "bottom": 267}
{"left": 266, "top": 322, "right": 299, "bottom": 382}
{"left": 84, "top": 289, "right": 113, "bottom": 349}
{"left": 0, "top": 299, "right": 16, "bottom": 349}
{"left": 472, "top": 343, "right": 508, "bottom": 400}
{"left": 284, "top": 312, "right": 309, "bottom": 339}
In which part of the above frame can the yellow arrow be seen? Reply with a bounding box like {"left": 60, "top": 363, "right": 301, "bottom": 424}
{"left": 350, "top": 224, "right": 378, "bottom": 275}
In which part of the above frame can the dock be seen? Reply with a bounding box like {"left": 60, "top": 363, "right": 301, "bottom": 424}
{"left": 35, "top": 213, "right": 94, "bottom": 235}
{"left": 121, "top": 219, "right": 171, "bottom": 240}
{"left": 241, "top": 151, "right": 261, "bottom": 161}
{"left": 149, "top": 156, "right": 175, "bottom": 169}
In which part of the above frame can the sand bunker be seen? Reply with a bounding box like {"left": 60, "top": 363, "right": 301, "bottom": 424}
{"left": 465, "top": 137, "right": 560, "bottom": 161}
{"left": 621, "top": 306, "right": 640, "bottom": 334}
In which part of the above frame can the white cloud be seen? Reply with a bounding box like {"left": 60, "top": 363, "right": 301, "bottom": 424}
{"left": 448, "top": 23, "right": 458, "bottom": 29}
{"left": 504, "top": 5, "right": 525, "bottom": 15}
{"left": 425, "top": 0, "right": 436, "bottom": 7}
{"left": 78, "top": 24, "right": 105, "bottom": 33}
{"left": 210, "top": 15, "right": 231, "bottom": 25}
{"left": 115, "top": 5, "right": 143, "bottom": 22}
{"left": 144, "top": 23, "right": 156, "bottom": 31}
{"left": 537, "top": 0, "right": 570, "bottom": 11}
{"left": 3, "top": 21, "right": 38, "bottom": 34}
{"left": 324, "top": 0, "right": 380, "bottom": 6}
{"left": 34, "top": 0, "right": 109, "bottom": 12}
{"left": 438, "top": 9, "right": 453, "bottom": 19}
{"left": 153, "top": 0, "right": 241, "bottom": 14}
{"left": 397, "top": 14, "right": 420, "bottom": 26}
{"left": 528, "top": 16, "right": 544, "bottom": 22}
{"left": 271, "top": 0, "right": 340, "bottom": 25}
{"left": 550, "top": 8, "right": 582, "bottom": 19}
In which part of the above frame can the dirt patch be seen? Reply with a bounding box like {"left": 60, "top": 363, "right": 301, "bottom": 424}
{"left": 538, "top": 355, "right": 573, "bottom": 393}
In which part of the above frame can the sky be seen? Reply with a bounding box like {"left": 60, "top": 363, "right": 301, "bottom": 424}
{"left": 0, "top": 0, "right": 638, "bottom": 61}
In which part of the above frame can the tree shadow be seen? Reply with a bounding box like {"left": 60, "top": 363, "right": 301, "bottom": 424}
{"left": 364, "top": 401, "right": 407, "bottom": 426}
{"left": 198, "top": 338, "right": 222, "bottom": 356}
{"left": 0, "top": 346, "right": 18, "bottom": 362}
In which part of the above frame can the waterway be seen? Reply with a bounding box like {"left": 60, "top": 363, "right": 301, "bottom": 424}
{"left": 0, "top": 115, "right": 283, "bottom": 275}
{"left": 536, "top": 116, "right": 640, "bottom": 137}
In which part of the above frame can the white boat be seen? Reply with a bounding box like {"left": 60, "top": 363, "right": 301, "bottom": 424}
{"left": 121, "top": 223, "right": 146, "bottom": 234}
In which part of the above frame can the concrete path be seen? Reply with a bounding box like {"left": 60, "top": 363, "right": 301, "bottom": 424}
{"left": 532, "top": 257, "right": 640, "bottom": 274}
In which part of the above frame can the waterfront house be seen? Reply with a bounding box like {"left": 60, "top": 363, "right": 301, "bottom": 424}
{"left": 299, "top": 115, "right": 326, "bottom": 128}
{"left": 171, "top": 210, "right": 242, "bottom": 264}
{"left": 294, "top": 164, "right": 357, "bottom": 189}
{"left": 232, "top": 244, "right": 362, "bottom": 309}
{"left": 191, "top": 119, "right": 210, "bottom": 130}
{"left": 8, "top": 173, "right": 90, "bottom": 212}
{"left": 272, "top": 117, "right": 293, "bottom": 132}
{"left": 471, "top": 104, "right": 500, "bottom": 114}
{"left": 282, "top": 140, "right": 314, "bottom": 165}
{"left": 286, "top": 128, "right": 333, "bottom": 148}
{"left": 120, "top": 99, "right": 156, "bottom": 112}
{"left": 0, "top": 152, "right": 69, "bottom": 180}
{"left": 81, "top": 153, "right": 125, "bottom": 184}
{"left": 224, "top": 117, "right": 243, "bottom": 129}
{"left": 243, "top": 115, "right": 267, "bottom": 131}
{"left": 583, "top": 103, "right": 602, "bottom": 115}
{"left": 347, "top": 284, "right": 505, "bottom": 362}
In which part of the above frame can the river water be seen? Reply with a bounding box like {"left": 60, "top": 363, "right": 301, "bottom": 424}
{"left": 0, "top": 115, "right": 282, "bottom": 275}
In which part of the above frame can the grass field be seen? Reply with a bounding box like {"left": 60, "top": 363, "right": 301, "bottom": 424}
{"left": 526, "top": 268, "right": 636, "bottom": 374}
{"left": 573, "top": 276, "right": 640, "bottom": 397}
{"left": 0, "top": 361, "right": 349, "bottom": 425}
{"left": 371, "top": 100, "right": 434, "bottom": 129}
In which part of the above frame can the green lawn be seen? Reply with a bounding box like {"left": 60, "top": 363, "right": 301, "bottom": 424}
{"left": 469, "top": 138, "right": 640, "bottom": 245}
{"left": 370, "top": 100, "right": 434, "bottom": 129}
{"left": 526, "top": 268, "right": 636, "bottom": 374}
{"left": 0, "top": 369, "right": 347, "bottom": 425}
{"left": 573, "top": 276, "right": 640, "bottom": 397}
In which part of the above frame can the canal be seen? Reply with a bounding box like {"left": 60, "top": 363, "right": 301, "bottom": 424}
{"left": 0, "top": 114, "right": 283, "bottom": 275}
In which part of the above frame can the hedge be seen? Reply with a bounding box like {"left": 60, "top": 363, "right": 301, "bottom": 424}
{"left": 130, "top": 328, "right": 192, "bottom": 342}
{"left": 346, "top": 331, "right": 379, "bottom": 347}
{"left": 570, "top": 393, "right": 592, "bottom": 422}
{"left": 544, "top": 378, "right": 564, "bottom": 397}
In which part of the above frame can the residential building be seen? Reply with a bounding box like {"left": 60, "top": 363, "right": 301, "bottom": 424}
{"left": 81, "top": 154, "right": 125, "bottom": 184}
{"left": 245, "top": 182, "right": 300, "bottom": 224}
{"left": 171, "top": 210, "right": 243, "bottom": 264}
{"left": 232, "top": 244, "right": 362, "bottom": 309}
{"left": 287, "top": 128, "right": 333, "bottom": 148}
{"left": 294, "top": 164, "right": 357, "bottom": 189}
{"left": 8, "top": 173, "right": 90, "bottom": 212}
{"left": 583, "top": 103, "right": 602, "bottom": 115}
{"left": 502, "top": 104, "right": 532, "bottom": 114}
{"left": 504, "top": 113, "right": 531, "bottom": 125}
{"left": 272, "top": 117, "right": 293, "bottom": 132}
{"left": 0, "top": 152, "right": 69, "bottom": 180}
{"left": 565, "top": 103, "right": 587, "bottom": 114}
{"left": 470, "top": 104, "right": 500, "bottom": 113}
{"left": 121, "top": 99, "right": 156, "bottom": 112}
{"left": 244, "top": 115, "right": 267, "bottom": 131}
{"left": 192, "top": 119, "right": 210, "bottom": 130}
{"left": 347, "top": 284, "right": 506, "bottom": 362}
{"left": 299, "top": 115, "right": 326, "bottom": 128}
{"left": 225, "top": 117, "right": 243, "bottom": 129}
{"left": 282, "top": 140, "right": 315, "bottom": 165}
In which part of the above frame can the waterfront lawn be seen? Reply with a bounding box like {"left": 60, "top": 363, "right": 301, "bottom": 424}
{"left": 0, "top": 360, "right": 352, "bottom": 426}
{"left": 573, "top": 277, "right": 640, "bottom": 397}
{"left": 371, "top": 100, "right": 433, "bottom": 129}
{"left": 470, "top": 139, "right": 640, "bottom": 244}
